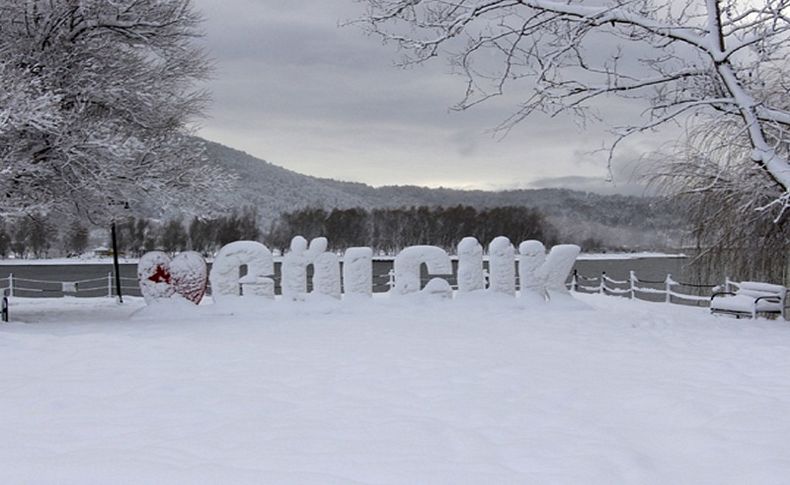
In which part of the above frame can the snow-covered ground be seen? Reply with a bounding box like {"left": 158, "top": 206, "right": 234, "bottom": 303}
{"left": 1, "top": 294, "right": 789, "bottom": 484}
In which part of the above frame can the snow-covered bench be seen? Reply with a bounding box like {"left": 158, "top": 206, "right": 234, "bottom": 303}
{"left": 710, "top": 281, "right": 786, "bottom": 319}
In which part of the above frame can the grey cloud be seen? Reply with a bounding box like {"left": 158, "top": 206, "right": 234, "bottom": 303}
{"left": 191, "top": 0, "right": 672, "bottom": 192}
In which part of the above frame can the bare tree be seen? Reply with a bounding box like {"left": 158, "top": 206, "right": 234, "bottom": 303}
{"left": 650, "top": 108, "right": 790, "bottom": 283}
{"left": 0, "top": 0, "right": 230, "bottom": 222}
{"left": 357, "top": 1, "right": 790, "bottom": 215}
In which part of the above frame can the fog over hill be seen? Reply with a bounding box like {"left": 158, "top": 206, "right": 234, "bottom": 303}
{"left": 201, "top": 139, "right": 687, "bottom": 250}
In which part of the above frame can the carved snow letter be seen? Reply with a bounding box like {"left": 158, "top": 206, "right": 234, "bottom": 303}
{"left": 518, "top": 240, "right": 580, "bottom": 300}
{"left": 343, "top": 247, "right": 373, "bottom": 297}
{"left": 457, "top": 237, "right": 484, "bottom": 293}
{"left": 393, "top": 246, "right": 452, "bottom": 295}
{"left": 488, "top": 236, "right": 516, "bottom": 296}
{"left": 282, "top": 236, "right": 341, "bottom": 300}
{"left": 210, "top": 241, "right": 275, "bottom": 303}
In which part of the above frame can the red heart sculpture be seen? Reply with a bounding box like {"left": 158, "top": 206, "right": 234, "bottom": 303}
{"left": 138, "top": 251, "right": 208, "bottom": 304}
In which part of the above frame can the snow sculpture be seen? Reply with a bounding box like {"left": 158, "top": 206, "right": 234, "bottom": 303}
{"left": 138, "top": 251, "right": 175, "bottom": 303}
{"left": 281, "top": 236, "right": 342, "bottom": 300}
{"left": 457, "top": 237, "right": 484, "bottom": 293}
{"left": 422, "top": 277, "right": 453, "bottom": 299}
{"left": 138, "top": 251, "right": 208, "bottom": 305}
{"left": 540, "top": 244, "right": 581, "bottom": 297}
{"left": 393, "top": 245, "right": 452, "bottom": 295}
{"left": 313, "top": 252, "right": 341, "bottom": 299}
{"left": 342, "top": 247, "right": 373, "bottom": 297}
{"left": 488, "top": 236, "right": 516, "bottom": 296}
{"left": 209, "top": 241, "right": 274, "bottom": 303}
{"left": 281, "top": 236, "right": 310, "bottom": 301}
{"left": 519, "top": 240, "right": 549, "bottom": 300}
{"left": 517, "top": 241, "right": 580, "bottom": 301}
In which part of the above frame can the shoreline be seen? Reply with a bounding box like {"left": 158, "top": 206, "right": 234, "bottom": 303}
{"left": 0, "top": 252, "right": 687, "bottom": 266}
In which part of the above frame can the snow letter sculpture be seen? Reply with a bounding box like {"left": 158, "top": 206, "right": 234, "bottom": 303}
{"left": 488, "top": 236, "right": 516, "bottom": 296}
{"left": 541, "top": 244, "right": 581, "bottom": 298}
{"left": 519, "top": 240, "right": 548, "bottom": 301}
{"left": 393, "top": 245, "right": 452, "bottom": 295}
{"left": 281, "top": 236, "right": 341, "bottom": 300}
{"left": 457, "top": 237, "right": 484, "bottom": 293}
{"left": 209, "top": 241, "right": 274, "bottom": 303}
{"left": 518, "top": 240, "right": 580, "bottom": 300}
{"left": 138, "top": 251, "right": 208, "bottom": 304}
{"left": 342, "top": 247, "right": 373, "bottom": 297}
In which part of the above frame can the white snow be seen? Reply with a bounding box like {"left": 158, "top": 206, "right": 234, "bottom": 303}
{"left": 342, "top": 247, "right": 373, "bottom": 297}
{"left": 281, "top": 237, "right": 340, "bottom": 301}
{"left": 488, "top": 236, "right": 515, "bottom": 296}
{"left": 518, "top": 240, "right": 547, "bottom": 299}
{"left": 210, "top": 241, "right": 275, "bottom": 302}
{"left": 392, "top": 246, "right": 452, "bottom": 295}
{"left": 1, "top": 295, "right": 789, "bottom": 484}
{"left": 541, "top": 244, "right": 582, "bottom": 296}
{"left": 313, "top": 252, "right": 341, "bottom": 300}
{"left": 1, "top": 295, "right": 790, "bottom": 483}
{"left": 137, "top": 251, "right": 175, "bottom": 303}
{"left": 457, "top": 237, "right": 484, "bottom": 293}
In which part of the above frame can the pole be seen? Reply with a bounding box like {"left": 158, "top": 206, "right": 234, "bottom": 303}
{"left": 111, "top": 222, "right": 123, "bottom": 303}
{"left": 600, "top": 272, "right": 605, "bottom": 294}
{"left": 571, "top": 269, "right": 578, "bottom": 293}
{"left": 665, "top": 274, "right": 672, "bottom": 304}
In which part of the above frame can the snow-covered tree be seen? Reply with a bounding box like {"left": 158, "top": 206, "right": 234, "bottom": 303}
{"left": 0, "top": 0, "right": 228, "bottom": 222}
{"left": 650, "top": 80, "right": 790, "bottom": 282}
{"left": 63, "top": 219, "right": 89, "bottom": 255}
{"left": 357, "top": 0, "right": 790, "bottom": 216}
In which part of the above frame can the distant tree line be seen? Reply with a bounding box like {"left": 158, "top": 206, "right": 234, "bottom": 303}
{"left": 0, "top": 208, "right": 261, "bottom": 259}
{"left": 0, "top": 205, "right": 572, "bottom": 259}
{"left": 117, "top": 208, "right": 260, "bottom": 257}
{"left": 266, "top": 206, "right": 559, "bottom": 253}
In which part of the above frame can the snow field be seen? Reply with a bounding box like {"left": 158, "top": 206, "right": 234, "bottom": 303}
{"left": 1, "top": 294, "right": 789, "bottom": 484}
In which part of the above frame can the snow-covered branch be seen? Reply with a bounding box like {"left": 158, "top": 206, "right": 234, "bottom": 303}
{"left": 0, "top": 0, "right": 230, "bottom": 222}
{"left": 357, "top": 0, "right": 790, "bottom": 215}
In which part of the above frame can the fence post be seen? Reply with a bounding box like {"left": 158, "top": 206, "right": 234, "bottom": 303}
{"left": 8, "top": 273, "right": 13, "bottom": 298}
{"left": 665, "top": 274, "right": 673, "bottom": 304}
{"left": 571, "top": 269, "right": 578, "bottom": 293}
{"left": 629, "top": 271, "right": 636, "bottom": 299}
{"left": 107, "top": 272, "right": 113, "bottom": 298}
{"left": 724, "top": 277, "right": 732, "bottom": 293}
{"left": 386, "top": 269, "right": 395, "bottom": 291}
{"left": 600, "top": 272, "right": 605, "bottom": 294}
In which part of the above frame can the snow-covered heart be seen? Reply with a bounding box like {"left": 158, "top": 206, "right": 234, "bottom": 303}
{"left": 138, "top": 251, "right": 208, "bottom": 304}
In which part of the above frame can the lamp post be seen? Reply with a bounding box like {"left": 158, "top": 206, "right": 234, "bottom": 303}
{"left": 108, "top": 199, "right": 130, "bottom": 303}
{"left": 111, "top": 221, "right": 123, "bottom": 303}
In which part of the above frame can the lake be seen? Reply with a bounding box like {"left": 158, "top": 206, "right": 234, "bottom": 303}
{"left": 0, "top": 255, "right": 701, "bottom": 301}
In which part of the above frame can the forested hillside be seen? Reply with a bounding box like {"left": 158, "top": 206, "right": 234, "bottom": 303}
{"left": 201, "top": 139, "right": 686, "bottom": 250}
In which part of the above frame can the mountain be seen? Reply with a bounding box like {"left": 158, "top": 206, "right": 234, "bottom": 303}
{"left": 201, "top": 139, "right": 686, "bottom": 250}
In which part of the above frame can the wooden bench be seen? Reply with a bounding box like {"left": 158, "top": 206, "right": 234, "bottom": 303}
{"left": 710, "top": 281, "right": 787, "bottom": 319}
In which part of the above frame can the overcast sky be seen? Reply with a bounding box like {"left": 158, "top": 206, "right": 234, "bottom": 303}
{"left": 192, "top": 0, "right": 666, "bottom": 195}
